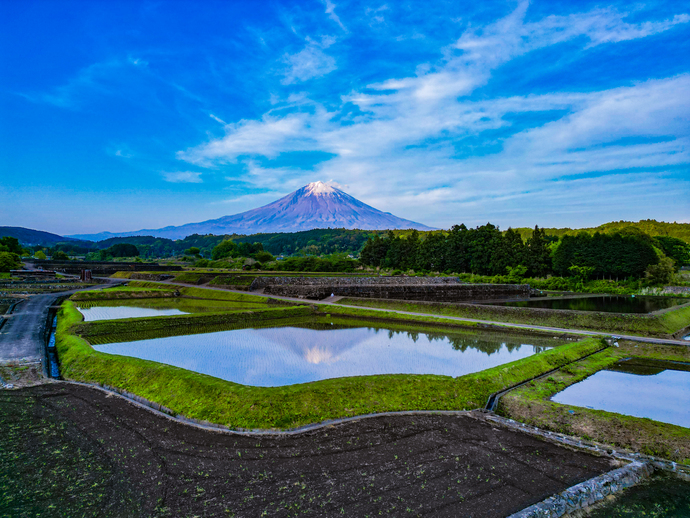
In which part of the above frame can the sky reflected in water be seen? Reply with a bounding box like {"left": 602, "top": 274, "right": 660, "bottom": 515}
{"left": 552, "top": 369, "right": 690, "bottom": 428}
{"left": 78, "top": 306, "right": 189, "bottom": 321}
{"left": 93, "top": 325, "right": 556, "bottom": 386}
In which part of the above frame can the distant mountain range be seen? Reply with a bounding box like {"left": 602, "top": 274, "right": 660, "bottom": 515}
{"left": 0, "top": 226, "right": 91, "bottom": 247}
{"left": 67, "top": 181, "right": 435, "bottom": 241}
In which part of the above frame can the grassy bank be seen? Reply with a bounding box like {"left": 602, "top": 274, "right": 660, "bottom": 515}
{"left": 74, "top": 296, "right": 272, "bottom": 313}
{"left": 56, "top": 298, "right": 606, "bottom": 429}
{"left": 337, "top": 298, "right": 690, "bottom": 337}
{"left": 316, "top": 303, "right": 584, "bottom": 342}
{"left": 69, "top": 301, "right": 313, "bottom": 343}
{"left": 71, "top": 282, "right": 291, "bottom": 309}
{"left": 71, "top": 287, "right": 177, "bottom": 301}
{"left": 126, "top": 280, "right": 285, "bottom": 304}
{"left": 498, "top": 341, "right": 690, "bottom": 463}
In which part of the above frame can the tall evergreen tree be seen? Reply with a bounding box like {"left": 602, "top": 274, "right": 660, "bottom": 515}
{"left": 445, "top": 224, "right": 469, "bottom": 273}
{"left": 525, "top": 226, "right": 551, "bottom": 277}
{"left": 502, "top": 228, "right": 526, "bottom": 273}
{"left": 467, "top": 223, "right": 504, "bottom": 275}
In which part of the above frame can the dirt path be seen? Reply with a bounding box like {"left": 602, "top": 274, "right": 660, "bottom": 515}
{"left": 1, "top": 383, "right": 615, "bottom": 517}
{"left": 0, "top": 278, "right": 125, "bottom": 364}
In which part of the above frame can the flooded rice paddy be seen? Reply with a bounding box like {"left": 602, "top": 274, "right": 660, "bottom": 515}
{"left": 78, "top": 305, "right": 190, "bottom": 321}
{"left": 92, "top": 323, "right": 560, "bottom": 386}
{"left": 490, "top": 295, "right": 687, "bottom": 313}
{"left": 552, "top": 359, "right": 690, "bottom": 428}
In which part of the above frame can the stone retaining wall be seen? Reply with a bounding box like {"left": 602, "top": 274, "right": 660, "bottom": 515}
{"left": 249, "top": 275, "right": 462, "bottom": 290}
{"left": 508, "top": 461, "right": 655, "bottom": 518}
{"left": 263, "top": 281, "right": 530, "bottom": 302}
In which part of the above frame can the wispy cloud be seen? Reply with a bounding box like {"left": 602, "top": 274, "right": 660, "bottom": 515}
{"left": 163, "top": 171, "right": 203, "bottom": 183}
{"left": 281, "top": 37, "right": 337, "bottom": 84}
{"left": 323, "top": 0, "right": 347, "bottom": 32}
{"left": 20, "top": 58, "right": 147, "bottom": 109}
{"left": 107, "top": 144, "right": 135, "bottom": 159}
{"left": 179, "top": 113, "right": 313, "bottom": 164}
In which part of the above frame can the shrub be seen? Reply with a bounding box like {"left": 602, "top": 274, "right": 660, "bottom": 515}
{"left": 0, "top": 251, "right": 21, "bottom": 272}
{"left": 645, "top": 257, "right": 675, "bottom": 285}
{"left": 254, "top": 251, "right": 274, "bottom": 263}
{"left": 212, "top": 240, "right": 237, "bottom": 260}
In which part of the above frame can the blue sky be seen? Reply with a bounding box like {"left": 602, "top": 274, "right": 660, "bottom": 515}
{"left": 1, "top": 0, "right": 689, "bottom": 235}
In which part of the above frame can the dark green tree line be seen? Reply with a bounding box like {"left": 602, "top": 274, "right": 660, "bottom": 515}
{"left": 360, "top": 224, "right": 662, "bottom": 280}
{"left": 360, "top": 224, "right": 552, "bottom": 276}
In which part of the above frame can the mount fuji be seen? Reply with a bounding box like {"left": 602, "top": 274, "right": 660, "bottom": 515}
{"left": 69, "top": 182, "right": 435, "bottom": 241}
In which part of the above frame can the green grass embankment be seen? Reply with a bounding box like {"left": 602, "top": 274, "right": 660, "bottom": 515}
{"left": 318, "top": 303, "right": 479, "bottom": 330}
{"left": 208, "top": 275, "right": 256, "bottom": 288}
{"left": 56, "top": 298, "right": 606, "bottom": 429}
{"left": 126, "top": 281, "right": 285, "bottom": 304}
{"left": 109, "top": 271, "right": 138, "bottom": 279}
{"left": 498, "top": 341, "right": 690, "bottom": 463}
{"left": 71, "top": 287, "right": 177, "bottom": 301}
{"left": 337, "top": 298, "right": 690, "bottom": 337}
{"left": 72, "top": 281, "right": 297, "bottom": 317}
{"left": 69, "top": 301, "right": 313, "bottom": 344}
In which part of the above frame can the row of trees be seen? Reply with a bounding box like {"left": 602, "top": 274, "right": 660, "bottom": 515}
{"left": 361, "top": 225, "right": 553, "bottom": 277}
{"left": 360, "top": 224, "right": 686, "bottom": 280}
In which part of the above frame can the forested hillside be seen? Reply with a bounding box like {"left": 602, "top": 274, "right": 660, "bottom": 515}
{"left": 513, "top": 220, "right": 690, "bottom": 243}
{"left": 0, "top": 226, "right": 91, "bottom": 247}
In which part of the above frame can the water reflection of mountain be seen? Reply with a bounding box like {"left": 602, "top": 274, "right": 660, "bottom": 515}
{"left": 249, "top": 327, "right": 369, "bottom": 364}
{"left": 257, "top": 324, "right": 554, "bottom": 362}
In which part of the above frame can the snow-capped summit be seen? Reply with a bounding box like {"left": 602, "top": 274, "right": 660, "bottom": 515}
{"left": 69, "top": 182, "right": 435, "bottom": 240}
{"left": 304, "top": 181, "right": 336, "bottom": 195}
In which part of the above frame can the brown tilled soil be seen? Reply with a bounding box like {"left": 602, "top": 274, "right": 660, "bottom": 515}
{"left": 1, "top": 384, "right": 615, "bottom": 517}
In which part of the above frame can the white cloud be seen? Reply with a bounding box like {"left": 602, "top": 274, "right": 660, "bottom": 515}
{"left": 282, "top": 39, "right": 337, "bottom": 84}
{"left": 163, "top": 171, "right": 203, "bottom": 183}
{"left": 179, "top": 113, "right": 313, "bottom": 164}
